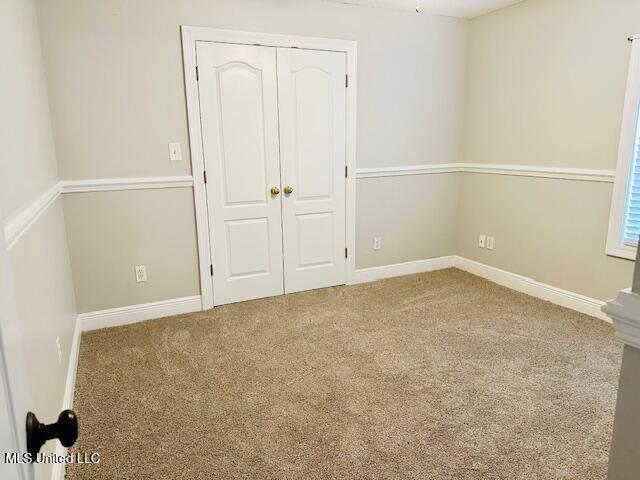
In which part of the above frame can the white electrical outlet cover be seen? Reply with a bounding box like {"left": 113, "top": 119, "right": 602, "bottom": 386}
{"left": 135, "top": 265, "right": 147, "bottom": 283}
{"left": 487, "top": 236, "right": 495, "bottom": 250}
{"left": 478, "top": 234, "right": 486, "bottom": 248}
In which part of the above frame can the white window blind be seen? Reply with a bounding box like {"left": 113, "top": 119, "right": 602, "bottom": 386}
{"left": 623, "top": 109, "right": 640, "bottom": 246}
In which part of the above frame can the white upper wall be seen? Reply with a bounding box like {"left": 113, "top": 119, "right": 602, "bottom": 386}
{"left": 464, "top": 0, "right": 640, "bottom": 169}
{"left": 0, "top": 5, "right": 77, "bottom": 480}
{"left": 36, "top": 0, "right": 467, "bottom": 178}
{"left": 0, "top": 0, "right": 59, "bottom": 218}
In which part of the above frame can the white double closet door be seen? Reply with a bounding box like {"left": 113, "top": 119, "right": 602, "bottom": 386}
{"left": 196, "top": 41, "right": 347, "bottom": 305}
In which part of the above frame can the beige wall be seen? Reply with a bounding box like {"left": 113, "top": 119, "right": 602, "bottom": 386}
{"left": 37, "top": 0, "right": 467, "bottom": 178}
{"left": 36, "top": 0, "right": 467, "bottom": 307}
{"left": 63, "top": 189, "right": 200, "bottom": 312}
{"left": 9, "top": 200, "right": 77, "bottom": 424}
{"left": 465, "top": 0, "right": 640, "bottom": 170}
{"left": 357, "top": 174, "right": 459, "bottom": 268}
{"left": 0, "top": 0, "right": 59, "bottom": 218}
{"left": 460, "top": 0, "right": 640, "bottom": 301}
{"left": 32, "top": 0, "right": 640, "bottom": 311}
{"left": 0, "top": 1, "right": 77, "bottom": 478}
{"left": 457, "top": 174, "right": 631, "bottom": 301}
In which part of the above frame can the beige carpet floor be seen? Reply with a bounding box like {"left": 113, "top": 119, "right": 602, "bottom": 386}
{"left": 66, "top": 268, "right": 622, "bottom": 480}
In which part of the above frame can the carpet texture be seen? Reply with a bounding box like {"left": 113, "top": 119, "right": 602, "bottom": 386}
{"left": 66, "top": 269, "right": 622, "bottom": 480}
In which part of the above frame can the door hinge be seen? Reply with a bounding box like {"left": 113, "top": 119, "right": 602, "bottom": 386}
{"left": 345, "top": 74, "right": 349, "bottom": 88}
{"left": 196, "top": 65, "right": 199, "bottom": 81}
{"left": 210, "top": 264, "right": 213, "bottom": 276}
{"left": 345, "top": 165, "right": 348, "bottom": 178}
{"left": 203, "top": 170, "right": 207, "bottom": 184}
{"left": 345, "top": 247, "right": 348, "bottom": 258}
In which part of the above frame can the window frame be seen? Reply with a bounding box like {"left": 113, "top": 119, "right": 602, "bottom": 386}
{"left": 607, "top": 35, "right": 640, "bottom": 261}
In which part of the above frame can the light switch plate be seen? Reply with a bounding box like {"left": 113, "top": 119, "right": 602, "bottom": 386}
{"left": 478, "top": 234, "right": 486, "bottom": 248}
{"left": 169, "top": 142, "right": 182, "bottom": 161}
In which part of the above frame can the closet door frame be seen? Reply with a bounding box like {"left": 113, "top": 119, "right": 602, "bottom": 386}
{"left": 181, "top": 26, "right": 358, "bottom": 310}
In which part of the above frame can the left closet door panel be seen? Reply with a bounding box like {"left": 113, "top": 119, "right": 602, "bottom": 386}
{"left": 196, "top": 42, "right": 284, "bottom": 305}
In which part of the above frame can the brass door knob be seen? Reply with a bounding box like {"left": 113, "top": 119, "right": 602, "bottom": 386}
{"left": 283, "top": 186, "right": 294, "bottom": 195}
{"left": 270, "top": 186, "right": 280, "bottom": 195}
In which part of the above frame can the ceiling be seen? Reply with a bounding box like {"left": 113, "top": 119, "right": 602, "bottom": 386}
{"left": 322, "top": 0, "right": 527, "bottom": 19}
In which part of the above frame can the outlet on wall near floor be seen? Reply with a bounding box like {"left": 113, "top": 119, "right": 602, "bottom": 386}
{"left": 135, "top": 265, "right": 147, "bottom": 283}
{"left": 486, "top": 236, "right": 495, "bottom": 250}
{"left": 373, "top": 236, "right": 382, "bottom": 251}
{"left": 55, "top": 336, "right": 62, "bottom": 364}
{"left": 478, "top": 234, "right": 486, "bottom": 248}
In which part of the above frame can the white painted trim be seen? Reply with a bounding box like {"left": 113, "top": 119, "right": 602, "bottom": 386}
{"left": 51, "top": 315, "right": 82, "bottom": 480}
{"left": 3, "top": 177, "right": 196, "bottom": 252}
{"left": 181, "top": 26, "right": 358, "bottom": 301}
{"left": 607, "top": 40, "right": 640, "bottom": 261}
{"left": 61, "top": 176, "right": 194, "bottom": 193}
{"left": 356, "top": 163, "right": 616, "bottom": 182}
{"left": 52, "top": 294, "right": 202, "bottom": 479}
{"left": 352, "top": 256, "right": 454, "bottom": 284}
{"left": 356, "top": 164, "right": 459, "bottom": 178}
{"left": 603, "top": 288, "right": 640, "bottom": 349}
{"left": 453, "top": 256, "right": 609, "bottom": 322}
{"left": 79, "top": 295, "right": 202, "bottom": 332}
{"left": 459, "top": 163, "right": 615, "bottom": 182}
{"left": 350, "top": 255, "right": 607, "bottom": 321}
{"left": 1, "top": 160, "right": 615, "bottom": 259}
{"left": 3, "top": 182, "right": 62, "bottom": 251}
{"left": 180, "top": 26, "right": 357, "bottom": 52}
{"left": 344, "top": 38, "right": 358, "bottom": 287}
{"left": 182, "top": 27, "right": 214, "bottom": 310}
{"left": 606, "top": 243, "right": 637, "bottom": 261}
{"left": 62, "top": 316, "right": 81, "bottom": 413}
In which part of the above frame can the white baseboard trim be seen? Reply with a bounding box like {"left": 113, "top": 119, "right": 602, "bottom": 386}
{"left": 47, "top": 257, "right": 609, "bottom": 480}
{"left": 453, "top": 256, "right": 609, "bottom": 322}
{"left": 79, "top": 295, "right": 202, "bottom": 332}
{"left": 51, "top": 296, "right": 202, "bottom": 479}
{"left": 51, "top": 314, "right": 82, "bottom": 480}
{"left": 350, "top": 255, "right": 608, "bottom": 322}
{"left": 351, "top": 256, "right": 455, "bottom": 284}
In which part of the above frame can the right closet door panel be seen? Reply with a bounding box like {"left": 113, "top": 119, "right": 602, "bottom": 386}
{"left": 277, "top": 48, "right": 347, "bottom": 294}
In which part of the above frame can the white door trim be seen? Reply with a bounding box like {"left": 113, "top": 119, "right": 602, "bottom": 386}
{"left": 181, "top": 26, "right": 358, "bottom": 309}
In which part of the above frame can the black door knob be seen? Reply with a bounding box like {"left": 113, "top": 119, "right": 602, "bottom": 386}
{"left": 26, "top": 410, "right": 78, "bottom": 458}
